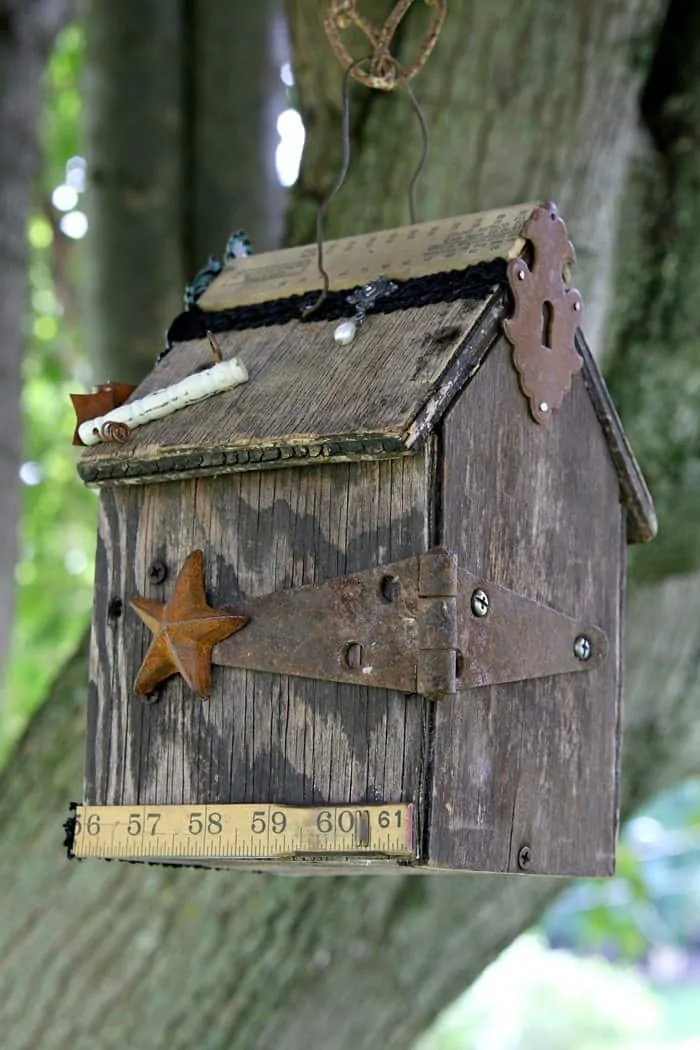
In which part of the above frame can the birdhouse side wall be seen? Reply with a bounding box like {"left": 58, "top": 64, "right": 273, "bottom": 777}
{"left": 84, "top": 453, "right": 434, "bottom": 849}
{"left": 427, "top": 334, "right": 624, "bottom": 876}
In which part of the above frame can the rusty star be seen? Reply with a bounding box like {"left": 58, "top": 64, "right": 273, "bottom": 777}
{"left": 130, "top": 550, "right": 248, "bottom": 699}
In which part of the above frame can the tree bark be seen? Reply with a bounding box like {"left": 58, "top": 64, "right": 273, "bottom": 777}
{"left": 0, "top": 0, "right": 73, "bottom": 695}
{"left": 4, "top": 1, "right": 700, "bottom": 1048}
{"left": 1, "top": 575, "right": 698, "bottom": 1050}
{"left": 81, "top": 0, "right": 286, "bottom": 384}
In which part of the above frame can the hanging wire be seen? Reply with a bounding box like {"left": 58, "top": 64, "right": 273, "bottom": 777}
{"left": 405, "top": 78, "right": 429, "bottom": 226}
{"left": 302, "top": 60, "right": 431, "bottom": 318}
{"left": 301, "top": 59, "right": 360, "bottom": 318}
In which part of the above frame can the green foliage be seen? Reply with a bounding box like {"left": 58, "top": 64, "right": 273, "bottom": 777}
{"left": 41, "top": 24, "right": 84, "bottom": 193}
{"left": 545, "top": 780, "right": 700, "bottom": 960}
{"left": 0, "top": 24, "right": 94, "bottom": 766}
{"left": 417, "top": 935, "right": 666, "bottom": 1050}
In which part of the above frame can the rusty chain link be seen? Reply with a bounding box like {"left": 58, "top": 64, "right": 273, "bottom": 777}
{"left": 324, "top": 0, "right": 446, "bottom": 91}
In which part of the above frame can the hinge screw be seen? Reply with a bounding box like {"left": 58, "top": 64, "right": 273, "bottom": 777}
{"left": 573, "top": 635, "right": 592, "bottom": 661}
{"left": 345, "top": 642, "right": 364, "bottom": 670}
{"left": 148, "top": 560, "right": 168, "bottom": 585}
{"left": 381, "top": 574, "right": 400, "bottom": 602}
{"left": 471, "top": 588, "right": 489, "bottom": 617}
{"left": 517, "top": 845, "right": 532, "bottom": 870}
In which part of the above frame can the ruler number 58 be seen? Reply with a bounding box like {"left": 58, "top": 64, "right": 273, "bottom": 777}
{"left": 188, "top": 812, "right": 223, "bottom": 835}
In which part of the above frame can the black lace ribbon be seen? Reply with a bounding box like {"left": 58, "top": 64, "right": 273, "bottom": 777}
{"left": 163, "top": 257, "right": 508, "bottom": 354}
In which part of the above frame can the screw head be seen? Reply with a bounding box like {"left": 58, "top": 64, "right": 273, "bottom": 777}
{"left": 539, "top": 401, "right": 550, "bottom": 414}
{"left": 345, "top": 642, "right": 364, "bottom": 670}
{"left": 574, "top": 635, "right": 592, "bottom": 661}
{"left": 148, "top": 560, "right": 168, "bottom": 585}
{"left": 381, "top": 574, "right": 400, "bottom": 602}
{"left": 517, "top": 845, "right": 532, "bottom": 870}
{"left": 471, "top": 588, "right": 489, "bottom": 617}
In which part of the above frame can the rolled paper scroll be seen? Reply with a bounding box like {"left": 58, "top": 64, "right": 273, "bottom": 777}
{"left": 78, "top": 357, "right": 249, "bottom": 447}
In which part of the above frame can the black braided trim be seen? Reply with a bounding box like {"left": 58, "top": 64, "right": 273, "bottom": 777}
{"left": 63, "top": 801, "right": 79, "bottom": 858}
{"left": 163, "top": 257, "right": 508, "bottom": 353}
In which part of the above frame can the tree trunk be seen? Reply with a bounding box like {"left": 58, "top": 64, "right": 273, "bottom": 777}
{"left": 1, "top": 576, "right": 699, "bottom": 1050}
{"left": 81, "top": 0, "right": 286, "bottom": 384}
{"left": 0, "top": 0, "right": 73, "bottom": 694}
{"left": 3, "top": 1, "right": 700, "bottom": 1048}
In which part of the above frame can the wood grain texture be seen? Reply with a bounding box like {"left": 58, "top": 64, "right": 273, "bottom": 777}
{"left": 79, "top": 297, "right": 490, "bottom": 480}
{"left": 85, "top": 451, "right": 432, "bottom": 870}
{"left": 576, "top": 330, "right": 657, "bottom": 544}
{"left": 428, "top": 334, "right": 624, "bottom": 876}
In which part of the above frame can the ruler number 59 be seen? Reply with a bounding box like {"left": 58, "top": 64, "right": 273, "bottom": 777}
{"left": 250, "top": 810, "right": 287, "bottom": 834}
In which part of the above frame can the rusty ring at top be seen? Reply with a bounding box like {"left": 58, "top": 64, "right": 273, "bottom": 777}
{"left": 324, "top": 0, "right": 447, "bottom": 91}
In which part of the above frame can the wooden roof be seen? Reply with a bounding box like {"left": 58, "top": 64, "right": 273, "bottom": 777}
{"left": 77, "top": 202, "right": 656, "bottom": 544}
{"left": 78, "top": 294, "right": 496, "bottom": 479}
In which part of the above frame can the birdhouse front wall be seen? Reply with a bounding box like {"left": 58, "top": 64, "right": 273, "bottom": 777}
{"left": 85, "top": 450, "right": 434, "bottom": 849}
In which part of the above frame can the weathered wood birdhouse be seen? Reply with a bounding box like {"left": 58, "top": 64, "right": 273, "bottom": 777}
{"left": 69, "top": 202, "right": 656, "bottom": 876}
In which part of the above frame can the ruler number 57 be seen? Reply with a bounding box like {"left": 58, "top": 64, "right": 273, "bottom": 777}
{"left": 127, "top": 812, "right": 161, "bottom": 836}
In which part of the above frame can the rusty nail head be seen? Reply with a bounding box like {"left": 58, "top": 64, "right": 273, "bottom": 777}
{"left": 345, "top": 642, "right": 364, "bottom": 669}
{"left": 148, "top": 560, "right": 168, "bottom": 585}
{"left": 381, "top": 574, "right": 400, "bottom": 602}
{"left": 517, "top": 845, "right": 532, "bottom": 870}
{"left": 574, "top": 635, "right": 592, "bottom": 661}
{"left": 471, "top": 588, "right": 489, "bottom": 617}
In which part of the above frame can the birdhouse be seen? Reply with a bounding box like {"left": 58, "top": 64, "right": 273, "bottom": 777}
{"left": 69, "top": 202, "right": 655, "bottom": 876}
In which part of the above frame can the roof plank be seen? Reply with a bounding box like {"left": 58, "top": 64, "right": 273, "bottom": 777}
{"left": 79, "top": 297, "right": 491, "bottom": 481}
{"left": 197, "top": 203, "right": 535, "bottom": 311}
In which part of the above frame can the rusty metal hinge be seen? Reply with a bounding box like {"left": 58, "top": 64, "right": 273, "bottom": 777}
{"left": 214, "top": 548, "right": 607, "bottom": 700}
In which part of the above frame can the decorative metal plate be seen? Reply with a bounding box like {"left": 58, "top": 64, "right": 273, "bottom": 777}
{"left": 504, "top": 203, "right": 584, "bottom": 424}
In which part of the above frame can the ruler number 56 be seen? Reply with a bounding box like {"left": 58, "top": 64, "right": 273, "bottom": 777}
{"left": 75, "top": 814, "right": 101, "bottom": 836}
